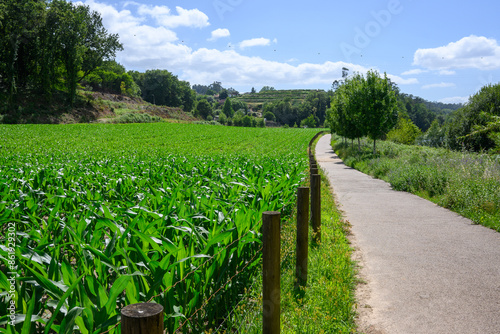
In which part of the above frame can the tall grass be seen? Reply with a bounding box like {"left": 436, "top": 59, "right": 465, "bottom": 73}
{"left": 333, "top": 136, "right": 500, "bottom": 231}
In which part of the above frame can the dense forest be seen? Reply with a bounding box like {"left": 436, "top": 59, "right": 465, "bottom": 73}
{"left": 0, "top": 0, "right": 123, "bottom": 107}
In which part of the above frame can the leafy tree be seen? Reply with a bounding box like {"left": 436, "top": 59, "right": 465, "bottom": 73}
{"left": 251, "top": 87, "right": 256, "bottom": 94}
{"left": 328, "top": 70, "right": 397, "bottom": 153}
{"left": 300, "top": 114, "right": 317, "bottom": 128}
{"left": 222, "top": 98, "right": 234, "bottom": 118}
{"left": 179, "top": 81, "right": 196, "bottom": 112}
{"left": 362, "top": 70, "right": 398, "bottom": 153}
{"left": 192, "top": 84, "right": 208, "bottom": 95}
{"left": 138, "top": 69, "right": 195, "bottom": 111}
{"left": 83, "top": 60, "right": 140, "bottom": 97}
{"left": 445, "top": 83, "right": 500, "bottom": 151}
{"left": 387, "top": 113, "right": 422, "bottom": 145}
{"left": 232, "top": 110, "right": 245, "bottom": 126}
{"left": 218, "top": 111, "right": 227, "bottom": 125}
{"left": 0, "top": 0, "right": 122, "bottom": 107}
{"left": 305, "top": 90, "right": 329, "bottom": 125}
{"left": 418, "top": 119, "right": 445, "bottom": 147}
{"left": 263, "top": 111, "right": 276, "bottom": 121}
{"left": 48, "top": 0, "right": 122, "bottom": 105}
{"left": 265, "top": 99, "right": 298, "bottom": 126}
{"left": 328, "top": 72, "right": 367, "bottom": 149}
{"left": 219, "top": 89, "right": 228, "bottom": 100}
{"left": 260, "top": 86, "right": 275, "bottom": 92}
{"left": 0, "top": 0, "right": 45, "bottom": 104}
{"left": 231, "top": 99, "right": 247, "bottom": 113}
{"left": 242, "top": 115, "right": 253, "bottom": 127}
{"left": 208, "top": 81, "right": 223, "bottom": 93}
{"left": 195, "top": 99, "right": 212, "bottom": 119}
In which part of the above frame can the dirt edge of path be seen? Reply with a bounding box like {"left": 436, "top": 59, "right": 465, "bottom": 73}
{"left": 348, "top": 230, "right": 387, "bottom": 334}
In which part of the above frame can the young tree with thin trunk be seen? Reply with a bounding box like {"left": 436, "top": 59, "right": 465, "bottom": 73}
{"left": 363, "top": 70, "right": 398, "bottom": 153}
{"left": 327, "top": 70, "right": 398, "bottom": 153}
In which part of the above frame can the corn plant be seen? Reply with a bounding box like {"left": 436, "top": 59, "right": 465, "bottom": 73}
{"left": 0, "top": 123, "right": 320, "bottom": 333}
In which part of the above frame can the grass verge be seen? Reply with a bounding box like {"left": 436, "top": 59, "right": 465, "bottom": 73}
{"left": 332, "top": 135, "right": 500, "bottom": 232}
{"left": 226, "top": 137, "right": 357, "bottom": 333}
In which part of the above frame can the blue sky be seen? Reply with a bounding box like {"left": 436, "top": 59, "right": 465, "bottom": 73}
{"left": 74, "top": 0, "right": 500, "bottom": 104}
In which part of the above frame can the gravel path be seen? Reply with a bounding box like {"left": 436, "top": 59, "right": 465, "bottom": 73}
{"left": 315, "top": 134, "right": 500, "bottom": 334}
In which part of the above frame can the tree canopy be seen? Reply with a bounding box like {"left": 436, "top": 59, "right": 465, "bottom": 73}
{"left": 445, "top": 83, "right": 500, "bottom": 152}
{"left": 327, "top": 70, "right": 398, "bottom": 153}
{"left": 0, "top": 0, "right": 122, "bottom": 107}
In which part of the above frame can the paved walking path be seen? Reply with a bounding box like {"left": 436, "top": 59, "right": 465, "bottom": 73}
{"left": 315, "top": 134, "right": 500, "bottom": 334}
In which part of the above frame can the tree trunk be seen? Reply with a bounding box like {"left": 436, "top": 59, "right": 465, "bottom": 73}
{"left": 373, "top": 139, "right": 377, "bottom": 155}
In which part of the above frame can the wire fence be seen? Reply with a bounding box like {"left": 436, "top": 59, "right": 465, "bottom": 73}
{"left": 101, "top": 222, "right": 263, "bottom": 334}
{"left": 114, "top": 131, "right": 325, "bottom": 334}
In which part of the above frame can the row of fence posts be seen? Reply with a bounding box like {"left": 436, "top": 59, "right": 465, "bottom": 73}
{"left": 261, "top": 146, "right": 322, "bottom": 333}
{"left": 119, "top": 134, "right": 324, "bottom": 334}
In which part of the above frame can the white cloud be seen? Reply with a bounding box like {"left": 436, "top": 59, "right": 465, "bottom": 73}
{"left": 181, "top": 49, "right": 372, "bottom": 88}
{"left": 401, "top": 69, "right": 427, "bottom": 76}
{"left": 439, "top": 70, "right": 456, "bottom": 75}
{"left": 422, "top": 82, "right": 456, "bottom": 89}
{"left": 438, "top": 96, "right": 468, "bottom": 104}
{"left": 137, "top": 5, "right": 209, "bottom": 29}
{"left": 74, "top": 1, "right": 419, "bottom": 89}
{"left": 387, "top": 75, "right": 419, "bottom": 85}
{"left": 413, "top": 35, "right": 500, "bottom": 70}
{"left": 77, "top": 0, "right": 179, "bottom": 46}
{"left": 208, "top": 28, "right": 230, "bottom": 41}
{"left": 240, "top": 38, "right": 272, "bottom": 49}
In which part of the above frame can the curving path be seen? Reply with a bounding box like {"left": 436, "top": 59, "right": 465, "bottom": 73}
{"left": 315, "top": 134, "right": 500, "bottom": 334}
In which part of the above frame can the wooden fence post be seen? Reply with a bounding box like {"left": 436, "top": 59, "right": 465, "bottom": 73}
{"left": 121, "top": 303, "right": 164, "bottom": 334}
{"left": 311, "top": 174, "right": 321, "bottom": 244}
{"left": 262, "top": 211, "right": 281, "bottom": 334}
{"left": 296, "top": 187, "right": 309, "bottom": 287}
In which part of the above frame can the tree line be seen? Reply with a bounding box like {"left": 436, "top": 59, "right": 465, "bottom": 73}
{"left": 327, "top": 70, "right": 398, "bottom": 153}
{"left": 328, "top": 69, "right": 499, "bottom": 153}
{"left": 387, "top": 84, "right": 499, "bottom": 153}
{"left": 261, "top": 90, "right": 330, "bottom": 128}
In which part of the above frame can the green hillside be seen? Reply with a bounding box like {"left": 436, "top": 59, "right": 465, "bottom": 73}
{"left": 236, "top": 89, "right": 325, "bottom": 105}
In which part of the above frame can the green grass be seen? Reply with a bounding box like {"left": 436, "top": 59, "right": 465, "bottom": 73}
{"left": 0, "top": 123, "right": 323, "bottom": 333}
{"left": 332, "top": 135, "right": 500, "bottom": 232}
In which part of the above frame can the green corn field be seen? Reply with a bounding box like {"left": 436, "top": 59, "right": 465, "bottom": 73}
{"left": 0, "top": 123, "right": 320, "bottom": 333}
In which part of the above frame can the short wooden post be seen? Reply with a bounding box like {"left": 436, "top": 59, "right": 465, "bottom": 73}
{"left": 311, "top": 174, "right": 321, "bottom": 244}
{"left": 296, "top": 187, "right": 309, "bottom": 287}
{"left": 310, "top": 167, "right": 318, "bottom": 176}
{"left": 121, "top": 303, "right": 164, "bottom": 334}
{"left": 262, "top": 211, "right": 281, "bottom": 334}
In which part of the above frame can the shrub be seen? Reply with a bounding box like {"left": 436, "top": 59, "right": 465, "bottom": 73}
{"left": 111, "top": 112, "right": 163, "bottom": 123}
{"left": 387, "top": 116, "right": 422, "bottom": 145}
